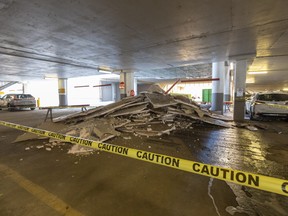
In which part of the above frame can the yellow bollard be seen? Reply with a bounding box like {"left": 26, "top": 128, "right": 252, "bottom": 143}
{"left": 37, "top": 98, "right": 40, "bottom": 108}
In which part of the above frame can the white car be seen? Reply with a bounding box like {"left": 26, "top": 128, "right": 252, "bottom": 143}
{"left": 0, "top": 94, "right": 36, "bottom": 111}
{"left": 249, "top": 91, "right": 288, "bottom": 120}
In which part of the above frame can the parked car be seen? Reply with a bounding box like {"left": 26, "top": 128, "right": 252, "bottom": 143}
{"left": 248, "top": 91, "right": 288, "bottom": 120}
{"left": 0, "top": 93, "right": 36, "bottom": 111}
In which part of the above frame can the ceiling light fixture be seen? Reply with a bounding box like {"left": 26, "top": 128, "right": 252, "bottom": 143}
{"left": 283, "top": 88, "right": 288, "bottom": 91}
{"left": 98, "top": 69, "right": 112, "bottom": 74}
{"left": 247, "top": 71, "right": 268, "bottom": 75}
{"left": 98, "top": 70, "right": 112, "bottom": 74}
{"left": 44, "top": 76, "right": 58, "bottom": 80}
{"left": 229, "top": 62, "right": 234, "bottom": 70}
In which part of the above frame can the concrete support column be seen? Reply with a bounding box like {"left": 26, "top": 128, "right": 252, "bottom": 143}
{"left": 224, "top": 64, "right": 232, "bottom": 101}
{"left": 233, "top": 60, "right": 247, "bottom": 121}
{"left": 211, "top": 62, "right": 225, "bottom": 114}
{"left": 22, "top": 82, "right": 28, "bottom": 94}
{"left": 120, "top": 71, "right": 137, "bottom": 99}
{"left": 58, "top": 78, "right": 68, "bottom": 106}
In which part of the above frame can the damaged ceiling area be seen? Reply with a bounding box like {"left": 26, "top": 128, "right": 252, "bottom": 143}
{"left": 0, "top": 0, "right": 287, "bottom": 89}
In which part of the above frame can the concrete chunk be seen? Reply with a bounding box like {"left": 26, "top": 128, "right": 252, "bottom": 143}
{"left": 145, "top": 93, "right": 177, "bottom": 108}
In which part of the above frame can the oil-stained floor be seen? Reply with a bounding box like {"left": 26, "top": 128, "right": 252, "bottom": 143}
{"left": 0, "top": 109, "right": 287, "bottom": 216}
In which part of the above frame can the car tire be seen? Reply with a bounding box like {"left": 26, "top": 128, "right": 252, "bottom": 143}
{"left": 7, "top": 104, "right": 13, "bottom": 112}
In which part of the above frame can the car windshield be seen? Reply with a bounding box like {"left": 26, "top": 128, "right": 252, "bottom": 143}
{"left": 258, "top": 93, "right": 288, "bottom": 101}
{"left": 17, "top": 94, "right": 32, "bottom": 99}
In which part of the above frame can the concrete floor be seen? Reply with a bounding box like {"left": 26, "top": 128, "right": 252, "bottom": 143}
{"left": 0, "top": 109, "right": 288, "bottom": 216}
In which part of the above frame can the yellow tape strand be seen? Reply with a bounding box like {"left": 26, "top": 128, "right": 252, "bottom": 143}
{"left": 0, "top": 120, "right": 287, "bottom": 196}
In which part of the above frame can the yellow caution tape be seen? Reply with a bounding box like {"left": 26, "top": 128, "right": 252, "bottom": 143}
{"left": 0, "top": 120, "right": 287, "bottom": 197}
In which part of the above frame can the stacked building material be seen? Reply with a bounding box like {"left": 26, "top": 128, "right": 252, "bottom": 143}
{"left": 54, "top": 89, "right": 232, "bottom": 143}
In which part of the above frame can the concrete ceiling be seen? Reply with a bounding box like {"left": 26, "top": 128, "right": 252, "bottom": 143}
{"left": 0, "top": 0, "right": 288, "bottom": 89}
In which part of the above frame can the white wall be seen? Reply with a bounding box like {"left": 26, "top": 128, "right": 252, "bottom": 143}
{"left": 26, "top": 80, "right": 59, "bottom": 106}
{"left": 1, "top": 75, "right": 119, "bottom": 107}
{"left": 67, "top": 76, "right": 101, "bottom": 106}
{"left": 163, "top": 82, "right": 212, "bottom": 101}
{"left": 1, "top": 81, "right": 59, "bottom": 107}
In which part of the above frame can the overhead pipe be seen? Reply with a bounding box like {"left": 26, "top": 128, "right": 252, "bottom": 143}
{"left": 93, "top": 84, "right": 112, "bottom": 88}
{"left": 164, "top": 79, "right": 181, "bottom": 94}
{"left": 164, "top": 78, "right": 219, "bottom": 94}
{"left": 180, "top": 78, "right": 220, "bottom": 83}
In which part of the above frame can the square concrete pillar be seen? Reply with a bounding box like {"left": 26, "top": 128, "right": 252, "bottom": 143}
{"left": 233, "top": 60, "right": 247, "bottom": 121}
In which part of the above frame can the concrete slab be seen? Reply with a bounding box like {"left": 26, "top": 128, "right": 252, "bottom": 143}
{"left": 145, "top": 93, "right": 177, "bottom": 108}
{"left": 109, "top": 103, "right": 148, "bottom": 117}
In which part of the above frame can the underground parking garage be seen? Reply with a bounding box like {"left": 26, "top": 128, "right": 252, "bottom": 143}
{"left": 1, "top": 1, "right": 288, "bottom": 216}
{"left": 0, "top": 87, "right": 288, "bottom": 216}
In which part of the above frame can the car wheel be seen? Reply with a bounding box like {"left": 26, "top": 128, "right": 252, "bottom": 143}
{"left": 30, "top": 107, "right": 35, "bottom": 110}
{"left": 7, "top": 104, "right": 13, "bottom": 112}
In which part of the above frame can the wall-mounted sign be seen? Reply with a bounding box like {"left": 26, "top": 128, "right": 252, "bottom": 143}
{"left": 129, "top": 89, "right": 135, "bottom": 96}
{"left": 119, "top": 82, "right": 125, "bottom": 89}
{"left": 236, "top": 88, "right": 244, "bottom": 97}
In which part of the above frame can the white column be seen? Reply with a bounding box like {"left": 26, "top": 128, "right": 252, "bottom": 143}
{"left": 224, "top": 63, "right": 232, "bottom": 102}
{"left": 211, "top": 62, "right": 225, "bottom": 114}
{"left": 233, "top": 60, "right": 247, "bottom": 121}
{"left": 58, "top": 78, "right": 68, "bottom": 106}
{"left": 120, "top": 71, "right": 136, "bottom": 99}
{"left": 22, "top": 82, "right": 28, "bottom": 94}
{"left": 125, "top": 72, "right": 135, "bottom": 96}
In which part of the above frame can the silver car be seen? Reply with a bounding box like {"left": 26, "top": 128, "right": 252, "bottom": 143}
{"left": 249, "top": 91, "right": 288, "bottom": 120}
{"left": 0, "top": 94, "right": 36, "bottom": 111}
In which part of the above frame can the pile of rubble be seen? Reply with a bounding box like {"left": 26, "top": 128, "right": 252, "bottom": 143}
{"left": 53, "top": 86, "right": 232, "bottom": 143}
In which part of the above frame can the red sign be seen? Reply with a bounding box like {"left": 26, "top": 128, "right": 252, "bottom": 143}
{"left": 130, "top": 89, "right": 135, "bottom": 96}
{"left": 119, "top": 81, "right": 125, "bottom": 89}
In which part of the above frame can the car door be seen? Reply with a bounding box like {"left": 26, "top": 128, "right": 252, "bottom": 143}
{"left": 1, "top": 95, "right": 11, "bottom": 107}
{"left": 0, "top": 97, "right": 4, "bottom": 107}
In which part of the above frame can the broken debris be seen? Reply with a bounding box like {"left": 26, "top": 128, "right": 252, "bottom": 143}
{"left": 14, "top": 87, "right": 272, "bottom": 157}
{"left": 51, "top": 90, "right": 233, "bottom": 145}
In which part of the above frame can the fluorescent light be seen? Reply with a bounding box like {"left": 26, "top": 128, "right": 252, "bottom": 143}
{"left": 230, "top": 62, "right": 234, "bottom": 70}
{"left": 44, "top": 74, "right": 58, "bottom": 79}
{"left": 247, "top": 71, "right": 268, "bottom": 75}
{"left": 44, "top": 76, "right": 57, "bottom": 80}
{"left": 98, "top": 69, "right": 112, "bottom": 74}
